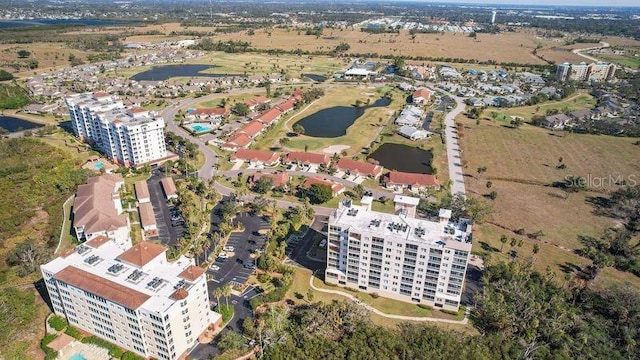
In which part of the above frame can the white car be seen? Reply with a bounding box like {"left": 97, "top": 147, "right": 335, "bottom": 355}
{"left": 319, "top": 239, "right": 327, "bottom": 248}
{"left": 218, "top": 252, "right": 229, "bottom": 259}
{"left": 209, "top": 264, "right": 220, "bottom": 271}
{"left": 223, "top": 245, "right": 235, "bottom": 252}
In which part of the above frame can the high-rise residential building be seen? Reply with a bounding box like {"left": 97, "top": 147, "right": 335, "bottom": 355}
{"left": 66, "top": 92, "right": 167, "bottom": 167}
{"left": 556, "top": 62, "right": 616, "bottom": 82}
{"left": 41, "top": 240, "right": 221, "bottom": 360}
{"left": 325, "top": 196, "right": 472, "bottom": 311}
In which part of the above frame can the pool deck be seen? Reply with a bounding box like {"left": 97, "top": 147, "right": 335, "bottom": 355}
{"left": 56, "top": 340, "right": 110, "bottom": 360}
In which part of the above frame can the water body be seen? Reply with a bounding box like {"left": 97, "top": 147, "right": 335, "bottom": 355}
{"left": 368, "top": 143, "right": 433, "bottom": 174}
{"left": 131, "top": 64, "right": 242, "bottom": 81}
{"left": 294, "top": 97, "right": 391, "bottom": 138}
{"left": 0, "top": 19, "right": 131, "bottom": 30}
{"left": 303, "top": 74, "right": 327, "bottom": 82}
{"left": 0, "top": 116, "right": 44, "bottom": 133}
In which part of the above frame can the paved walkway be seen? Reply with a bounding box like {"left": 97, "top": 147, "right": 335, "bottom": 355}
{"left": 308, "top": 274, "right": 469, "bottom": 324}
{"left": 441, "top": 93, "right": 467, "bottom": 196}
{"left": 572, "top": 42, "right": 610, "bottom": 63}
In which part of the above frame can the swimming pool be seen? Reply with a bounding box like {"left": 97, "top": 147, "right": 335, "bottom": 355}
{"left": 186, "top": 123, "right": 213, "bottom": 134}
{"left": 69, "top": 353, "right": 88, "bottom": 360}
{"left": 94, "top": 161, "right": 105, "bottom": 170}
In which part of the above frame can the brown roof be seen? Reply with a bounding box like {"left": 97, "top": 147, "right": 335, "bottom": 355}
{"left": 160, "top": 177, "right": 177, "bottom": 197}
{"left": 385, "top": 171, "right": 440, "bottom": 187}
{"left": 60, "top": 249, "right": 75, "bottom": 258}
{"left": 256, "top": 108, "right": 282, "bottom": 125}
{"left": 93, "top": 91, "right": 109, "bottom": 98}
{"left": 170, "top": 288, "right": 189, "bottom": 301}
{"left": 224, "top": 133, "right": 252, "bottom": 149}
{"left": 134, "top": 180, "right": 150, "bottom": 201}
{"left": 117, "top": 241, "right": 166, "bottom": 267}
{"left": 193, "top": 107, "right": 229, "bottom": 116}
{"left": 250, "top": 172, "right": 290, "bottom": 187}
{"left": 54, "top": 266, "right": 150, "bottom": 309}
{"left": 179, "top": 265, "right": 206, "bottom": 282}
{"left": 413, "top": 88, "right": 432, "bottom": 100}
{"left": 46, "top": 333, "right": 75, "bottom": 352}
{"left": 244, "top": 95, "right": 270, "bottom": 108}
{"left": 85, "top": 235, "right": 111, "bottom": 249}
{"left": 336, "top": 158, "right": 383, "bottom": 177}
{"left": 231, "top": 149, "right": 279, "bottom": 164}
{"left": 276, "top": 99, "right": 296, "bottom": 113}
{"left": 138, "top": 202, "right": 156, "bottom": 228}
{"left": 73, "top": 175, "right": 128, "bottom": 235}
{"left": 302, "top": 177, "right": 344, "bottom": 195}
{"left": 285, "top": 152, "right": 330, "bottom": 165}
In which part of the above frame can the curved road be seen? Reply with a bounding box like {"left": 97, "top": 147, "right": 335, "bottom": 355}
{"left": 572, "top": 42, "right": 610, "bottom": 63}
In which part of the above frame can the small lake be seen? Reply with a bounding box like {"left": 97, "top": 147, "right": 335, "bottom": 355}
{"left": 131, "top": 64, "right": 242, "bottom": 81}
{"left": 0, "top": 116, "right": 44, "bottom": 133}
{"left": 368, "top": 143, "right": 433, "bottom": 174}
{"left": 294, "top": 97, "right": 391, "bottom": 138}
{"left": 303, "top": 74, "right": 327, "bottom": 82}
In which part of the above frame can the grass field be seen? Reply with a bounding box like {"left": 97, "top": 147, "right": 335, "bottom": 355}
{"left": 0, "top": 42, "right": 97, "bottom": 77}
{"left": 253, "top": 86, "right": 403, "bottom": 156}
{"left": 597, "top": 54, "right": 640, "bottom": 69}
{"left": 482, "top": 92, "right": 595, "bottom": 123}
{"left": 459, "top": 116, "right": 640, "bottom": 285}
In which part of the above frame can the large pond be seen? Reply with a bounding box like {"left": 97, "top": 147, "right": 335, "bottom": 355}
{"left": 131, "top": 64, "right": 242, "bottom": 81}
{"left": 294, "top": 97, "right": 391, "bottom": 138}
{"left": 368, "top": 143, "right": 433, "bottom": 174}
{"left": 0, "top": 116, "right": 44, "bottom": 133}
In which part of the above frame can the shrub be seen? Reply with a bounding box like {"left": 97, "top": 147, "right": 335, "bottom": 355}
{"left": 417, "top": 304, "right": 433, "bottom": 310}
{"left": 48, "top": 314, "right": 68, "bottom": 331}
{"left": 441, "top": 309, "right": 460, "bottom": 316}
{"left": 257, "top": 272, "right": 272, "bottom": 283}
{"left": 370, "top": 292, "right": 380, "bottom": 299}
{"left": 121, "top": 351, "right": 145, "bottom": 360}
{"left": 81, "top": 336, "right": 124, "bottom": 358}
{"left": 65, "top": 326, "right": 83, "bottom": 340}
{"left": 344, "top": 286, "right": 359, "bottom": 293}
{"left": 216, "top": 303, "right": 234, "bottom": 324}
{"left": 41, "top": 334, "right": 58, "bottom": 360}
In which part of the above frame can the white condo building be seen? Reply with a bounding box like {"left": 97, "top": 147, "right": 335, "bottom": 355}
{"left": 66, "top": 92, "right": 167, "bottom": 167}
{"left": 326, "top": 196, "right": 472, "bottom": 311}
{"left": 41, "top": 240, "right": 222, "bottom": 360}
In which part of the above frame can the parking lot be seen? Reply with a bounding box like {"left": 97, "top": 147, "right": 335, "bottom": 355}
{"left": 147, "top": 171, "right": 187, "bottom": 246}
{"left": 207, "top": 210, "right": 270, "bottom": 288}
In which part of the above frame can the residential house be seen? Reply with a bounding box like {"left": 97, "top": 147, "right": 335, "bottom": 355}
{"left": 301, "top": 177, "right": 345, "bottom": 197}
{"left": 222, "top": 133, "right": 253, "bottom": 150}
{"left": 255, "top": 108, "right": 283, "bottom": 126}
{"left": 397, "top": 125, "right": 431, "bottom": 141}
{"left": 395, "top": 105, "right": 425, "bottom": 127}
{"left": 185, "top": 107, "right": 230, "bottom": 123}
{"left": 231, "top": 149, "right": 280, "bottom": 167}
{"left": 284, "top": 152, "right": 331, "bottom": 167}
{"left": 335, "top": 158, "right": 384, "bottom": 179}
{"left": 412, "top": 88, "right": 432, "bottom": 106}
{"left": 382, "top": 171, "right": 440, "bottom": 193}
{"left": 568, "top": 109, "right": 593, "bottom": 122}
{"left": 248, "top": 172, "right": 290, "bottom": 190}
{"left": 541, "top": 114, "right": 572, "bottom": 130}
{"left": 244, "top": 96, "right": 271, "bottom": 111}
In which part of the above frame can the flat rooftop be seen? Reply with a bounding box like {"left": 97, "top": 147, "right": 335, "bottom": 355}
{"left": 332, "top": 203, "right": 472, "bottom": 251}
{"left": 42, "top": 240, "right": 201, "bottom": 312}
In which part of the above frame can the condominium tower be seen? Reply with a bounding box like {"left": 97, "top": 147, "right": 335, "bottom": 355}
{"left": 556, "top": 62, "right": 616, "bottom": 82}
{"left": 66, "top": 92, "right": 167, "bottom": 167}
{"left": 325, "top": 196, "right": 472, "bottom": 311}
{"left": 41, "top": 241, "right": 221, "bottom": 360}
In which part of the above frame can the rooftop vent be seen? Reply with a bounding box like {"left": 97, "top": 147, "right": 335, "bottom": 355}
{"left": 414, "top": 227, "right": 426, "bottom": 237}
{"left": 84, "top": 255, "right": 102, "bottom": 265}
{"left": 369, "top": 219, "right": 381, "bottom": 228}
{"left": 107, "top": 263, "right": 125, "bottom": 274}
{"left": 127, "top": 269, "right": 145, "bottom": 283}
{"left": 76, "top": 245, "right": 91, "bottom": 255}
{"left": 174, "top": 279, "right": 188, "bottom": 290}
{"left": 147, "top": 277, "right": 164, "bottom": 290}
{"left": 347, "top": 208, "right": 359, "bottom": 216}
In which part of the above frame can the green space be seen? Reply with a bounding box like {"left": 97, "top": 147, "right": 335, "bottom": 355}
{"left": 598, "top": 54, "right": 640, "bottom": 69}
{"left": 0, "top": 82, "right": 30, "bottom": 109}
{"left": 482, "top": 92, "right": 596, "bottom": 124}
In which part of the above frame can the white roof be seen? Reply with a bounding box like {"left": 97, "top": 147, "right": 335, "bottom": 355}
{"left": 394, "top": 195, "right": 420, "bottom": 206}
{"left": 439, "top": 209, "right": 452, "bottom": 218}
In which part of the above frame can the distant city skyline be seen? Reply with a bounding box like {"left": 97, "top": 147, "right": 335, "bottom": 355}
{"left": 389, "top": 0, "right": 639, "bottom": 7}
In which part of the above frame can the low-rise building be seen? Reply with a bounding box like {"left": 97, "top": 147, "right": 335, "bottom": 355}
{"left": 541, "top": 113, "right": 572, "bottom": 130}
{"left": 284, "top": 152, "right": 331, "bottom": 167}
{"left": 397, "top": 125, "right": 431, "bottom": 141}
{"left": 248, "top": 172, "right": 290, "bottom": 189}
{"left": 160, "top": 177, "right": 178, "bottom": 200}
{"left": 301, "top": 177, "right": 345, "bottom": 197}
{"left": 138, "top": 202, "right": 157, "bottom": 235}
{"left": 231, "top": 149, "right": 280, "bottom": 167}
{"left": 134, "top": 180, "right": 151, "bottom": 204}
{"left": 395, "top": 105, "right": 425, "bottom": 127}
{"left": 41, "top": 241, "right": 221, "bottom": 360}
{"left": 335, "top": 158, "right": 384, "bottom": 179}
{"left": 412, "top": 88, "right": 432, "bottom": 106}
{"left": 382, "top": 171, "right": 440, "bottom": 193}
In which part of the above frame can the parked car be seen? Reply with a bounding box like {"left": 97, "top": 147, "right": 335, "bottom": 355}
{"left": 209, "top": 264, "right": 220, "bottom": 271}
{"left": 215, "top": 257, "right": 227, "bottom": 263}
{"left": 319, "top": 239, "right": 327, "bottom": 248}
{"left": 218, "top": 252, "right": 229, "bottom": 259}
{"left": 223, "top": 245, "right": 235, "bottom": 252}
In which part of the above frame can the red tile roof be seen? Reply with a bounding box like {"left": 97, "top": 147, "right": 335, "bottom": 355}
{"left": 54, "top": 266, "right": 150, "bottom": 309}
{"left": 250, "top": 172, "right": 290, "bottom": 187}
{"left": 138, "top": 202, "right": 156, "bottom": 229}
{"left": 238, "top": 121, "right": 265, "bottom": 137}
{"left": 276, "top": 99, "right": 295, "bottom": 113}
{"left": 179, "top": 265, "right": 206, "bottom": 282}
{"left": 256, "top": 108, "right": 282, "bottom": 125}
{"left": 336, "top": 158, "right": 383, "bottom": 177}
{"left": 413, "top": 88, "right": 432, "bottom": 101}
{"left": 224, "top": 133, "right": 253, "bottom": 149}
{"left": 85, "top": 235, "right": 111, "bottom": 249}
{"left": 285, "top": 152, "right": 330, "bottom": 165}
{"left": 385, "top": 171, "right": 440, "bottom": 187}
{"left": 245, "top": 96, "right": 270, "bottom": 108}
{"left": 170, "top": 288, "right": 189, "bottom": 301}
{"left": 231, "top": 149, "right": 279, "bottom": 164}
{"left": 302, "top": 177, "right": 344, "bottom": 195}
{"left": 117, "top": 241, "right": 166, "bottom": 267}
{"left": 160, "top": 177, "right": 177, "bottom": 197}
{"left": 93, "top": 91, "right": 109, "bottom": 98}
{"left": 193, "top": 107, "right": 229, "bottom": 116}
{"left": 134, "top": 180, "right": 150, "bottom": 200}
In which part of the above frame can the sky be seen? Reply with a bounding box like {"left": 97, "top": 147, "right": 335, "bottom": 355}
{"left": 394, "top": 0, "right": 639, "bottom": 7}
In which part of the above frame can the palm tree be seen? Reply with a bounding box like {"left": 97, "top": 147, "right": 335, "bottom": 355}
{"left": 499, "top": 235, "right": 508, "bottom": 252}
{"left": 213, "top": 288, "right": 222, "bottom": 307}
{"left": 222, "top": 284, "right": 232, "bottom": 307}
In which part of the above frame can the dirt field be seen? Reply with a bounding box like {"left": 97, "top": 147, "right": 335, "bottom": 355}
{"left": 0, "top": 42, "right": 95, "bottom": 77}
{"left": 211, "top": 28, "right": 550, "bottom": 64}
{"left": 461, "top": 117, "right": 640, "bottom": 287}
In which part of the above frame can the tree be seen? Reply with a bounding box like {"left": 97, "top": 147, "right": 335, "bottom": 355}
{"left": 488, "top": 191, "right": 498, "bottom": 200}
{"left": 222, "top": 284, "right": 232, "bottom": 307}
{"left": 306, "top": 183, "right": 333, "bottom": 204}
{"left": 17, "top": 49, "right": 30, "bottom": 58}
{"left": 476, "top": 166, "right": 487, "bottom": 179}
{"left": 353, "top": 184, "right": 365, "bottom": 198}
{"left": 293, "top": 124, "right": 305, "bottom": 136}
{"left": 279, "top": 137, "right": 290, "bottom": 147}
{"left": 510, "top": 118, "right": 524, "bottom": 128}
{"left": 499, "top": 235, "right": 508, "bottom": 252}
{"left": 217, "top": 331, "right": 246, "bottom": 352}
{"left": 533, "top": 244, "right": 540, "bottom": 257}
{"left": 6, "top": 238, "right": 48, "bottom": 276}
{"left": 232, "top": 103, "right": 250, "bottom": 116}
{"left": 27, "top": 59, "right": 39, "bottom": 69}
{"left": 486, "top": 181, "right": 492, "bottom": 189}
{"left": 0, "top": 69, "right": 13, "bottom": 81}
{"left": 252, "top": 176, "right": 274, "bottom": 194}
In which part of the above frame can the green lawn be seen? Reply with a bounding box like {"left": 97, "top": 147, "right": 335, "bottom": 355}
{"left": 483, "top": 92, "right": 596, "bottom": 123}
{"left": 371, "top": 200, "right": 395, "bottom": 214}
{"left": 56, "top": 196, "right": 75, "bottom": 254}
{"left": 597, "top": 54, "right": 640, "bottom": 69}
